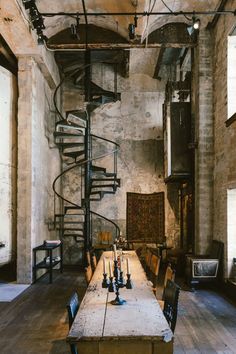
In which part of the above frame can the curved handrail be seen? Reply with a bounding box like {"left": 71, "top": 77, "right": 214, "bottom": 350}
{"left": 91, "top": 134, "right": 120, "bottom": 148}
{"left": 52, "top": 65, "right": 121, "bottom": 241}
{"left": 90, "top": 210, "right": 120, "bottom": 236}
{"left": 52, "top": 149, "right": 119, "bottom": 207}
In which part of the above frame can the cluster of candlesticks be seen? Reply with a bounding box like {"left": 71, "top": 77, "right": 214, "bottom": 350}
{"left": 102, "top": 245, "right": 133, "bottom": 305}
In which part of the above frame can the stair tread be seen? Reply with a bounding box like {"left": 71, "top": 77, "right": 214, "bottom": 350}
{"left": 63, "top": 151, "right": 85, "bottom": 158}
{"left": 59, "top": 143, "right": 85, "bottom": 148}
{"left": 54, "top": 132, "right": 84, "bottom": 138}
{"left": 90, "top": 184, "right": 117, "bottom": 189}
{"left": 91, "top": 178, "right": 119, "bottom": 182}
{"left": 56, "top": 120, "right": 85, "bottom": 129}
{"left": 91, "top": 165, "right": 106, "bottom": 173}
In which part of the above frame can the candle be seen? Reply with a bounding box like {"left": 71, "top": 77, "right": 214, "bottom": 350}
{"left": 119, "top": 251, "right": 122, "bottom": 271}
{"left": 113, "top": 244, "right": 117, "bottom": 261}
{"left": 103, "top": 257, "right": 106, "bottom": 274}
{"left": 109, "top": 260, "right": 112, "bottom": 277}
{"left": 127, "top": 258, "right": 130, "bottom": 274}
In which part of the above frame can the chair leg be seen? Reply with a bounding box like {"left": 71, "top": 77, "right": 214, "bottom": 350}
{"left": 70, "top": 343, "right": 78, "bottom": 354}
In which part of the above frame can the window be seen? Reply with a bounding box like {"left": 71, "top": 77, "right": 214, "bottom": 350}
{"left": 227, "top": 28, "right": 236, "bottom": 119}
{"left": 227, "top": 189, "right": 236, "bottom": 279}
{"left": 0, "top": 65, "right": 17, "bottom": 266}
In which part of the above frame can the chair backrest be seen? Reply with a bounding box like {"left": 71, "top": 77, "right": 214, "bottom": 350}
{"left": 163, "top": 263, "right": 176, "bottom": 289}
{"left": 163, "top": 279, "right": 181, "bottom": 333}
{"left": 145, "top": 248, "right": 152, "bottom": 270}
{"left": 150, "top": 254, "right": 161, "bottom": 276}
{"left": 85, "top": 265, "right": 93, "bottom": 285}
{"left": 91, "top": 253, "right": 97, "bottom": 271}
{"left": 86, "top": 251, "right": 91, "bottom": 266}
{"left": 66, "top": 292, "right": 80, "bottom": 329}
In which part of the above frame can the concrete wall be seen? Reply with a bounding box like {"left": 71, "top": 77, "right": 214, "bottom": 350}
{"left": 211, "top": 0, "right": 236, "bottom": 278}
{"left": 17, "top": 57, "right": 60, "bottom": 283}
{"left": 62, "top": 48, "right": 181, "bottom": 257}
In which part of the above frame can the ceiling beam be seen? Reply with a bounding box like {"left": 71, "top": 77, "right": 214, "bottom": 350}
{"left": 46, "top": 42, "right": 196, "bottom": 50}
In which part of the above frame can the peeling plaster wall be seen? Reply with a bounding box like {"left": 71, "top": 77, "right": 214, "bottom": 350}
{"left": 17, "top": 57, "right": 60, "bottom": 283}
{"left": 62, "top": 48, "right": 181, "bottom": 254}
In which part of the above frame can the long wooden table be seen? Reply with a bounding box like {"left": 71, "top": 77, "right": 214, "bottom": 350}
{"left": 67, "top": 251, "right": 173, "bottom": 354}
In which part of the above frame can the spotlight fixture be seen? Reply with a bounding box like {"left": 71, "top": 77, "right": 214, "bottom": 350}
{"left": 70, "top": 15, "right": 80, "bottom": 40}
{"left": 193, "top": 18, "right": 200, "bottom": 30}
{"left": 187, "top": 16, "right": 200, "bottom": 36}
{"left": 22, "top": 0, "right": 46, "bottom": 44}
{"left": 128, "top": 15, "right": 138, "bottom": 40}
{"left": 128, "top": 23, "right": 135, "bottom": 39}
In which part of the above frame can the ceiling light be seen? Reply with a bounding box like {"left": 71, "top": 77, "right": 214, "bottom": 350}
{"left": 193, "top": 18, "right": 200, "bottom": 30}
{"left": 187, "top": 16, "right": 200, "bottom": 36}
{"left": 128, "top": 23, "right": 135, "bottom": 40}
{"left": 70, "top": 15, "right": 80, "bottom": 40}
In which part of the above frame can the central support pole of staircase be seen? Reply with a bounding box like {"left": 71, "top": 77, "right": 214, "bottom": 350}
{"left": 84, "top": 48, "right": 92, "bottom": 254}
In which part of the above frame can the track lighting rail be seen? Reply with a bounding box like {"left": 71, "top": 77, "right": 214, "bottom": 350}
{"left": 40, "top": 10, "right": 236, "bottom": 17}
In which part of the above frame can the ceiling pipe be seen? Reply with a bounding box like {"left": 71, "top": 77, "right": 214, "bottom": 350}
{"left": 40, "top": 10, "right": 236, "bottom": 17}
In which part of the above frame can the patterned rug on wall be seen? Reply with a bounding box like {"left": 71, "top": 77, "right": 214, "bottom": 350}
{"left": 126, "top": 192, "right": 165, "bottom": 244}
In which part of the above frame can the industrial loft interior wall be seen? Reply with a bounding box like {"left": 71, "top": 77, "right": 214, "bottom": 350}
{"left": 61, "top": 48, "right": 181, "bottom": 265}
{"left": 0, "top": 0, "right": 236, "bottom": 282}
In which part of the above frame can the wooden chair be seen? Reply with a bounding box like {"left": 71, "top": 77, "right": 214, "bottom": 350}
{"left": 149, "top": 254, "right": 161, "bottom": 295}
{"left": 91, "top": 252, "right": 97, "bottom": 271}
{"left": 144, "top": 248, "right": 153, "bottom": 272}
{"left": 162, "top": 279, "right": 181, "bottom": 333}
{"left": 158, "top": 263, "right": 176, "bottom": 310}
{"left": 86, "top": 250, "right": 91, "bottom": 267}
{"left": 84, "top": 264, "right": 93, "bottom": 285}
{"left": 66, "top": 292, "right": 80, "bottom": 354}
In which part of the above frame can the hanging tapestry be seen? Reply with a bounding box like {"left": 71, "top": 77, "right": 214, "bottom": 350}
{"left": 126, "top": 192, "right": 165, "bottom": 243}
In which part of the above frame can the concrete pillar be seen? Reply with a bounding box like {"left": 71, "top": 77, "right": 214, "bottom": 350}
{"left": 194, "top": 29, "right": 214, "bottom": 254}
{"left": 17, "top": 57, "right": 35, "bottom": 283}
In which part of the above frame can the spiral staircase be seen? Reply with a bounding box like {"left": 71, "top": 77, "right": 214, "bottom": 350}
{"left": 52, "top": 68, "right": 121, "bottom": 265}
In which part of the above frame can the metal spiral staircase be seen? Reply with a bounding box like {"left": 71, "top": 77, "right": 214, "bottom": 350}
{"left": 52, "top": 67, "right": 121, "bottom": 264}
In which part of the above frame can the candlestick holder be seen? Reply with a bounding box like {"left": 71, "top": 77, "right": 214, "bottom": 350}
{"left": 110, "top": 258, "right": 126, "bottom": 305}
{"left": 119, "top": 270, "right": 125, "bottom": 288}
{"left": 108, "top": 276, "right": 116, "bottom": 292}
{"left": 126, "top": 273, "right": 133, "bottom": 289}
{"left": 102, "top": 273, "right": 110, "bottom": 288}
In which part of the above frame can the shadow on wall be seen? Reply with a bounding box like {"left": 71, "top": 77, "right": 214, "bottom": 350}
{"left": 166, "top": 183, "right": 180, "bottom": 220}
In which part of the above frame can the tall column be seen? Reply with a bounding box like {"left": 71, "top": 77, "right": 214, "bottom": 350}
{"left": 194, "top": 29, "right": 214, "bottom": 255}
{"left": 17, "top": 57, "right": 35, "bottom": 283}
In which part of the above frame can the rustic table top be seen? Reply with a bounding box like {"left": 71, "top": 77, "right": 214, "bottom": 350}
{"left": 67, "top": 250, "right": 173, "bottom": 343}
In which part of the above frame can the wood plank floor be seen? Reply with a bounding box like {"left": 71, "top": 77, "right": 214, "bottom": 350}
{"left": 0, "top": 270, "right": 236, "bottom": 354}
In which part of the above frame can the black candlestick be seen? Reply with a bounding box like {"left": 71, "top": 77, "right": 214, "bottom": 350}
{"left": 108, "top": 276, "right": 116, "bottom": 292}
{"left": 102, "top": 273, "right": 109, "bottom": 288}
{"left": 110, "top": 259, "right": 126, "bottom": 305}
{"left": 126, "top": 273, "right": 133, "bottom": 289}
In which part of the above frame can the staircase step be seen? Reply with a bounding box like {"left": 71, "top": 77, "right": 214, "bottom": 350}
{"left": 61, "top": 228, "right": 84, "bottom": 231}
{"left": 63, "top": 151, "right": 85, "bottom": 159}
{"left": 54, "top": 131, "right": 84, "bottom": 138}
{"left": 56, "top": 125, "right": 85, "bottom": 135}
{"left": 67, "top": 112, "right": 87, "bottom": 125}
{"left": 91, "top": 178, "right": 120, "bottom": 187}
{"left": 64, "top": 206, "right": 82, "bottom": 213}
{"left": 90, "top": 184, "right": 117, "bottom": 190}
{"left": 56, "top": 119, "right": 86, "bottom": 130}
{"left": 59, "top": 143, "right": 85, "bottom": 149}
{"left": 91, "top": 165, "right": 106, "bottom": 173}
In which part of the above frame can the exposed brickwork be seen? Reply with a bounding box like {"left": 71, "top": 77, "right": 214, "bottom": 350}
{"left": 212, "top": 0, "right": 236, "bottom": 277}
{"left": 194, "top": 29, "right": 214, "bottom": 255}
